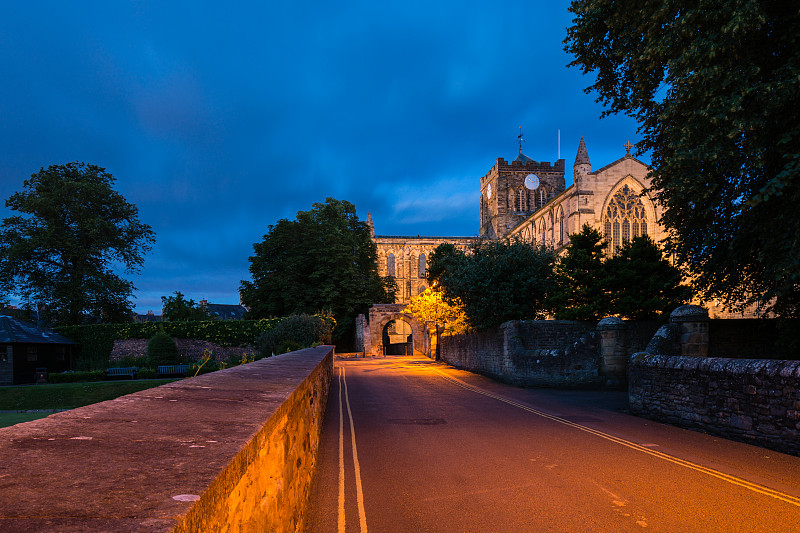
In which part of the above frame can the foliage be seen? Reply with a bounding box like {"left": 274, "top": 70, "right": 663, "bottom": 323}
{"left": 57, "top": 318, "right": 280, "bottom": 369}
{"left": 48, "top": 370, "right": 107, "bottom": 384}
{"left": 564, "top": 1, "right": 800, "bottom": 318}
{"left": 406, "top": 288, "right": 470, "bottom": 336}
{"left": 0, "top": 162, "right": 155, "bottom": 325}
{"left": 549, "top": 225, "right": 610, "bottom": 321}
{"left": 146, "top": 331, "right": 180, "bottom": 366}
{"left": 428, "top": 240, "right": 556, "bottom": 329}
{"left": 605, "top": 236, "right": 691, "bottom": 320}
{"left": 240, "top": 198, "right": 394, "bottom": 345}
{"left": 161, "top": 291, "right": 211, "bottom": 321}
{"left": 255, "top": 314, "right": 332, "bottom": 357}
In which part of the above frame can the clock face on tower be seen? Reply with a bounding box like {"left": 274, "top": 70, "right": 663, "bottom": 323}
{"left": 486, "top": 183, "right": 492, "bottom": 200}
{"left": 524, "top": 174, "right": 540, "bottom": 190}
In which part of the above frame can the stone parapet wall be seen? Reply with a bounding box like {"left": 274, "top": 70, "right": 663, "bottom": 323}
{"left": 0, "top": 345, "right": 334, "bottom": 532}
{"left": 440, "top": 320, "right": 602, "bottom": 388}
{"left": 629, "top": 353, "right": 800, "bottom": 456}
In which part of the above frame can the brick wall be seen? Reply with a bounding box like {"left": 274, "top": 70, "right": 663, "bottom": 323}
{"left": 629, "top": 354, "right": 800, "bottom": 456}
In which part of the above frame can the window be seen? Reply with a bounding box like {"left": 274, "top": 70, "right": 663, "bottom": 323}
{"left": 603, "top": 184, "right": 649, "bottom": 255}
{"left": 387, "top": 253, "right": 395, "bottom": 277}
{"left": 558, "top": 208, "right": 565, "bottom": 244}
{"left": 517, "top": 189, "right": 526, "bottom": 211}
{"left": 27, "top": 346, "right": 38, "bottom": 362}
{"left": 0, "top": 345, "right": 7, "bottom": 364}
{"left": 419, "top": 253, "right": 426, "bottom": 278}
{"left": 540, "top": 220, "right": 546, "bottom": 245}
{"left": 539, "top": 188, "right": 546, "bottom": 208}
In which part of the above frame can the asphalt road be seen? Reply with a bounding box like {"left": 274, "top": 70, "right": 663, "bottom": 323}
{"left": 304, "top": 355, "right": 800, "bottom": 532}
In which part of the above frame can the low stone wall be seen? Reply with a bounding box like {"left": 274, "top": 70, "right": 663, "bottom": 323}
{"left": 440, "top": 320, "right": 602, "bottom": 388}
{"left": 111, "top": 338, "right": 256, "bottom": 363}
{"left": 629, "top": 353, "right": 800, "bottom": 456}
{"left": 0, "top": 345, "right": 334, "bottom": 532}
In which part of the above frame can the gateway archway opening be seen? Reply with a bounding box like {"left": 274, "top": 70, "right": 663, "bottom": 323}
{"left": 382, "top": 319, "right": 413, "bottom": 355}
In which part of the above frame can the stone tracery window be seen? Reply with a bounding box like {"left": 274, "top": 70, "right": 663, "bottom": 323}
{"left": 387, "top": 253, "right": 396, "bottom": 277}
{"left": 604, "top": 184, "right": 649, "bottom": 255}
{"left": 538, "top": 188, "right": 546, "bottom": 208}
{"left": 419, "top": 253, "right": 426, "bottom": 278}
{"left": 557, "top": 207, "right": 565, "bottom": 244}
{"left": 517, "top": 189, "right": 526, "bottom": 211}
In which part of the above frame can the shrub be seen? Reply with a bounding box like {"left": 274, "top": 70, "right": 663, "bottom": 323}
{"left": 137, "top": 368, "right": 156, "bottom": 379}
{"left": 256, "top": 314, "right": 332, "bottom": 357}
{"left": 49, "top": 370, "right": 106, "bottom": 384}
{"left": 146, "top": 331, "right": 180, "bottom": 366}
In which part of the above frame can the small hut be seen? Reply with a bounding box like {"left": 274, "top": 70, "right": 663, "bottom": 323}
{"left": 0, "top": 315, "right": 77, "bottom": 385}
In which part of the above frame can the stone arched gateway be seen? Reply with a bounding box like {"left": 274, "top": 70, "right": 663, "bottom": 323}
{"left": 355, "top": 304, "right": 430, "bottom": 357}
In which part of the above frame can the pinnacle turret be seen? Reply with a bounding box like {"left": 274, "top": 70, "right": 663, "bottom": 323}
{"left": 574, "top": 136, "right": 590, "bottom": 168}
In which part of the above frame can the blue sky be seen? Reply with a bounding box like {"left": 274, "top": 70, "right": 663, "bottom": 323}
{"left": 0, "top": 1, "right": 645, "bottom": 314}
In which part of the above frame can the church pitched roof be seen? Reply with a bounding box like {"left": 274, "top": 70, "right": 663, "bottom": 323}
{"left": 513, "top": 151, "right": 536, "bottom": 164}
{"left": 574, "top": 136, "right": 590, "bottom": 167}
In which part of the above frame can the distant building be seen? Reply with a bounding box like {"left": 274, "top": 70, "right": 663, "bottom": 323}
{"left": 199, "top": 300, "right": 248, "bottom": 320}
{"left": 0, "top": 315, "right": 77, "bottom": 385}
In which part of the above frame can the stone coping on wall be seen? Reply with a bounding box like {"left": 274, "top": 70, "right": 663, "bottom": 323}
{"left": 0, "top": 345, "right": 334, "bottom": 532}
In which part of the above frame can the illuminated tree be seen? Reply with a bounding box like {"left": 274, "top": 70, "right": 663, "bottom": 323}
{"left": 406, "top": 288, "right": 470, "bottom": 360}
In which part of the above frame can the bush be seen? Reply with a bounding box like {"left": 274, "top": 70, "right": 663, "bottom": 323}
{"left": 256, "top": 314, "right": 332, "bottom": 357}
{"left": 146, "top": 331, "right": 180, "bottom": 366}
{"left": 137, "top": 368, "right": 156, "bottom": 379}
{"left": 118, "top": 355, "right": 149, "bottom": 368}
{"left": 49, "top": 370, "right": 106, "bottom": 384}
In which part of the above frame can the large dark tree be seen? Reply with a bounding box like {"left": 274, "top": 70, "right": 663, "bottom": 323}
{"left": 240, "top": 198, "right": 394, "bottom": 345}
{"left": 605, "top": 236, "right": 691, "bottom": 320}
{"left": 548, "top": 224, "right": 609, "bottom": 321}
{"left": 428, "top": 239, "right": 556, "bottom": 329}
{"left": 565, "top": 1, "right": 800, "bottom": 317}
{"left": 0, "top": 162, "right": 155, "bottom": 325}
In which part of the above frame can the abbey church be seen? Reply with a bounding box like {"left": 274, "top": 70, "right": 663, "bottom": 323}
{"left": 369, "top": 137, "right": 664, "bottom": 305}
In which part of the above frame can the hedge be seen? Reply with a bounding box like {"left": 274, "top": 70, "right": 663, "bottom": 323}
{"left": 56, "top": 318, "right": 282, "bottom": 370}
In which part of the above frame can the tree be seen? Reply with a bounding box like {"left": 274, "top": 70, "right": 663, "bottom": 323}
{"left": 605, "top": 236, "right": 691, "bottom": 320}
{"left": 548, "top": 224, "right": 609, "bottom": 321}
{"left": 0, "top": 162, "right": 155, "bottom": 325}
{"left": 161, "top": 291, "right": 211, "bottom": 321}
{"left": 240, "top": 198, "right": 394, "bottom": 345}
{"left": 428, "top": 240, "right": 556, "bottom": 329}
{"left": 564, "top": 1, "right": 800, "bottom": 318}
{"left": 406, "top": 288, "right": 470, "bottom": 360}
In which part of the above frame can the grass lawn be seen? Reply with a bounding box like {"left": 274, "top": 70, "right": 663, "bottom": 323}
{"left": 0, "top": 379, "right": 179, "bottom": 411}
{"left": 0, "top": 411, "right": 54, "bottom": 427}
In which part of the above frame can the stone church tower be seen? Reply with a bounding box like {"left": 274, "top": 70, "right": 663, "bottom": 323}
{"left": 478, "top": 148, "right": 566, "bottom": 239}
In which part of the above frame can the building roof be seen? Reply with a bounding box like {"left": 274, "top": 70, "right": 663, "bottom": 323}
{"left": 513, "top": 151, "right": 536, "bottom": 164}
{"left": 204, "top": 303, "right": 248, "bottom": 320}
{"left": 0, "top": 315, "right": 76, "bottom": 344}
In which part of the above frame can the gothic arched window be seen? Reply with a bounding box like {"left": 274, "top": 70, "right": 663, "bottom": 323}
{"left": 539, "top": 188, "right": 546, "bottom": 208}
{"left": 603, "top": 184, "right": 649, "bottom": 255}
{"left": 517, "top": 189, "right": 526, "bottom": 211}
{"left": 558, "top": 207, "right": 565, "bottom": 244}
{"left": 387, "top": 253, "right": 396, "bottom": 277}
{"left": 419, "top": 253, "right": 426, "bottom": 278}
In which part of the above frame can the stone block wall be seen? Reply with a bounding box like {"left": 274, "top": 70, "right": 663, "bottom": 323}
{"left": 440, "top": 320, "right": 602, "bottom": 388}
{"left": 111, "top": 338, "right": 256, "bottom": 363}
{"left": 629, "top": 354, "right": 800, "bottom": 457}
{"left": 0, "top": 346, "right": 334, "bottom": 532}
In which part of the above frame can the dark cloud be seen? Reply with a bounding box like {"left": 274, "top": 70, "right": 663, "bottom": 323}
{"left": 0, "top": 1, "right": 646, "bottom": 313}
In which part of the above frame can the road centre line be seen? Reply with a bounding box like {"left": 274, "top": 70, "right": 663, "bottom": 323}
{"left": 339, "top": 366, "right": 369, "bottom": 532}
{"left": 433, "top": 368, "right": 800, "bottom": 508}
{"left": 338, "top": 369, "right": 345, "bottom": 533}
